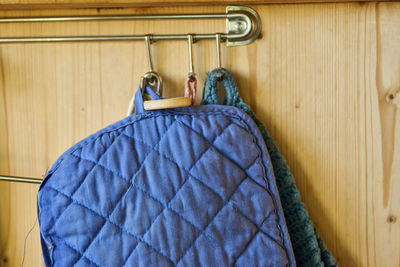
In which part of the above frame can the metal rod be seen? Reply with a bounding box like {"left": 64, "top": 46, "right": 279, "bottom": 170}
{"left": 145, "top": 35, "right": 153, "bottom": 72}
{"left": 0, "top": 9, "right": 255, "bottom": 45}
{"left": 187, "top": 34, "right": 194, "bottom": 76}
{"left": 0, "top": 33, "right": 237, "bottom": 44}
{"left": 216, "top": 33, "right": 221, "bottom": 68}
{"left": 0, "top": 175, "right": 42, "bottom": 184}
{"left": 0, "top": 14, "right": 227, "bottom": 23}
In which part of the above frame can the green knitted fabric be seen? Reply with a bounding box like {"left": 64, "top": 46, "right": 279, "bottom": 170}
{"left": 201, "top": 68, "right": 337, "bottom": 267}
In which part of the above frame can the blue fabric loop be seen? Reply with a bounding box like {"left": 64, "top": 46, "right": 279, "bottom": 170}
{"left": 134, "top": 86, "right": 162, "bottom": 114}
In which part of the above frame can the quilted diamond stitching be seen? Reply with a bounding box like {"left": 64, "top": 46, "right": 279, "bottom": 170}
{"left": 173, "top": 119, "right": 286, "bottom": 246}
{"left": 84, "top": 221, "right": 139, "bottom": 267}
{"left": 47, "top": 185, "right": 175, "bottom": 265}
{"left": 122, "top": 122, "right": 230, "bottom": 263}
{"left": 41, "top": 110, "right": 290, "bottom": 266}
{"left": 71, "top": 134, "right": 118, "bottom": 198}
{"left": 125, "top": 177, "right": 190, "bottom": 263}
{"left": 50, "top": 120, "right": 177, "bottom": 266}
{"left": 120, "top": 119, "right": 283, "bottom": 264}
{"left": 47, "top": 132, "right": 119, "bottom": 261}
{"left": 109, "top": 186, "right": 164, "bottom": 236}
{"left": 156, "top": 121, "right": 211, "bottom": 170}
{"left": 151, "top": 112, "right": 289, "bottom": 259}
{"left": 233, "top": 203, "right": 285, "bottom": 249}
{"left": 168, "top": 177, "right": 224, "bottom": 229}
{"left": 143, "top": 209, "right": 200, "bottom": 262}
{"left": 63, "top": 121, "right": 219, "bottom": 265}
{"left": 70, "top": 152, "right": 207, "bottom": 238}
{"left": 159, "top": 119, "right": 284, "bottom": 264}
{"left": 123, "top": 243, "right": 175, "bottom": 267}
{"left": 232, "top": 214, "right": 277, "bottom": 265}
{"left": 63, "top": 151, "right": 219, "bottom": 264}
{"left": 72, "top": 165, "right": 130, "bottom": 217}
{"left": 52, "top": 202, "right": 106, "bottom": 254}
{"left": 175, "top": 159, "right": 263, "bottom": 265}
{"left": 98, "top": 133, "right": 151, "bottom": 182}
{"left": 77, "top": 120, "right": 177, "bottom": 265}
{"left": 123, "top": 121, "right": 237, "bottom": 199}
{"left": 231, "top": 177, "right": 275, "bottom": 228}
{"left": 175, "top": 175, "right": 249, "bottom": 264}
{"left": 55, "top": 233, "right": 101, "bottom": 267}
{"left": 176, "top": 119, "right": 269, "bottom": 191}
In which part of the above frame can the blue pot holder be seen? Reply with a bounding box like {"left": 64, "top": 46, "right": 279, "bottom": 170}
{"left": 201, "top": 68, "right": 337, "bottom": 267}
{"left": 37, "top": 85, "right": 295, "bottom": 266}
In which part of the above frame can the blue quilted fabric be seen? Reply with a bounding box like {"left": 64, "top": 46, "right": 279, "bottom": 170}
{"left": 37, "top": 86, "right": 295, "bottom": 266}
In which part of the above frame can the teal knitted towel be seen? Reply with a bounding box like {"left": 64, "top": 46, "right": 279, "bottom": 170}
{"left": 201, "top": 68, "right": 337, "bottom": 267}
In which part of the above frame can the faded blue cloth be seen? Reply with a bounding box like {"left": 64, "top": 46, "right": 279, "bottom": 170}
{"left": 37, "top": 86, "right": 295, "bottom": 266}
{"left": 201, "top": 68, "right": 337, "bottom": 267}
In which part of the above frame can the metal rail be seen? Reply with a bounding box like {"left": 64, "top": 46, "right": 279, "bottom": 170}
{"left": 0, "top": 6, "right": 261, "bottom": 46}
{"left": 0, "top": 175, "right": 43, "bottom": 184}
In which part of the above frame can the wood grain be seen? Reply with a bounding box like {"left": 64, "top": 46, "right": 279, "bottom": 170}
{"left": 0, "top": 3, "right": 399, "bottom": 266}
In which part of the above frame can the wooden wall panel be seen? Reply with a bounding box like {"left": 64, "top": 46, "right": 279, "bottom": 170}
{"left": 0, "top": 3, "right": 399, "bottom": 266}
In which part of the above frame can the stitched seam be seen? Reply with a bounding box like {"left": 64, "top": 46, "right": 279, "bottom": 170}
{"left": 48, "top": 159, "right": 97, "bottom": 233}
{"left": 42, "top": 110, "right": 245, "bottom": 185}
{"left": 47, "top": 185, "right": 175, "bottom": 265}
{"left": 175, "top": 170, "right": 251, "bottom": 265}
{"left": 172, "top": 124, "right": 282, "bottom": 264}
{"left": 96, "top": 120, "right": 177, "bottom": 266}
{"left": 122, "top": 124, "right": 232, "bottom": 216}
{"left": 176, "top": 116, "right": 290, "bottom": 257}
{"left": 229, "top": 176, "right": 275, "bottom": 226}
{"left": 176, "top": 119, "right": 268, "bottom": 190}
{"left": 126, "top": 174, "right": 191, "bottom": 264}
{"left": 144, "top": 140, "right": 263, "bottom": 263}
{"left": 70, "top": 154, "right": 131, "bottom": 182}
{"left": 232, "top": 204, "right": 285, "bottom": 249}
{"left": 67, "top": 151, "right": 212, "bottom": 246}
{"left": 67, "top": 149, "right": 247, "bottom": 245}
{"left": 68, "top": 151, "right": 210, "bottom": 239}
{"left": 175, "top": 147, "right": 273, "bottom": 265}
{"left": 247, "top": 128, "right": 289, "bottom": 256}
{"left": 123, "top": 121, "right": 228, "bottom": 263}
{"left": 157, "top": 146, "right": 257, "bottom": 203}
{"left": 124, "top": 122, "right": 237, "bottom": 201}
{"left": 232, "top": 215, "right": 271, "bottom": 266}
{"left": 120, "top": 132, "right": 153, "bottom": 150}
{"left": 77, "top": 110, "right": 242, "bottom": 150}
{"left": 51, "top": 121, "right": 177, "bottom": 266}
{"left": 67, "top": 133, "right": 134, "bottom": 266}
{"left": 237, "top": 126, "right": 289, "bottom": 259}
{"left": 53, "top": 235, "right": 102, "bottom": 267}
{"left": 186, "top": 111, "right": 290, "bottom": 261}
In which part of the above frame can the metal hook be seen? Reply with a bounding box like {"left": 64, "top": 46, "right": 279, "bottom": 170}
{"left": 185, "top": 34, "right": 196, "bottom": 104}
{"left": 216, "top": 33, "right": 221, "bottom": 69}
{"left": 187, "top": 34, "right": 194, "bottom": 78}
{"left": 216, "top": 33, "right": 223, "bottom": 81}
{"left": 145, "top": 35, "right": 154, "bottom": 72}
{"left": 141, "top": 35, "right": 162, "bottom": 96}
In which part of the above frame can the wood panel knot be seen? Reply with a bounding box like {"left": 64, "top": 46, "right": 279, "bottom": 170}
{"left": 386, "top": 90, "right": 400, "bottom": 107}
{"left": 387, "top": 215, "right": 397, "bottom": 224}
